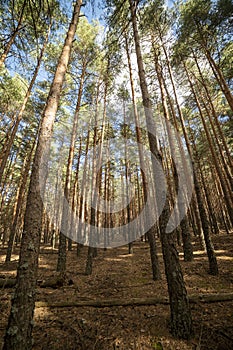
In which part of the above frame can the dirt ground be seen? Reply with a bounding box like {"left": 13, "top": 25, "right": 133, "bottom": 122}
{"left": 0, "top": 233, "right": 233, "bottom": 350}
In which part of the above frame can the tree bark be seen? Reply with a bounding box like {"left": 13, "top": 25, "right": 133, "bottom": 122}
{"left": 3, "top": 2, "right": 82, "bottom": 349}
{"left": 57, "top": 61, "right": 86, "bottom": 272}
{"left": 34, "top": 292, "right": 233, "bottom": 308}
{"left": 125, "top": 33, "right": 161, "bottom": 279}
{"left": 184, "top": 62, "right": 233, "bottom": 225}
{"left": 152, "top": 46, "right": 193, "bottom": 262}
{"left": 5, "top": 137, "right": 37, "bottom": 262}
{"left": 128, "top": 0, "right": 192, "bottom": 339}
{"left": 158, "top": 37, "right": 207, "bottom": 250}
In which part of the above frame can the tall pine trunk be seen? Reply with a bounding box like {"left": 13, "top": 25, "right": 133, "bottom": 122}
{"left": 128, "top": 0, "right": 192, "bottom": 339}
{"left": 152, "top": 46, "right": 193, "bottom": 262}
{"left": 57, "top": 61, "right": 86, "bottom": 272}
{"left": 85, "top": 65, "right": 109, "bottom": 275}
{"left": 162, "top": 52, "right": 218, "bottom": 274}
{"left": 183, "top": 62, "right": 233, "bottom": 225}
{"left": 125, "top": 33, "right": 161, "bottom": 280}
{"left": 3, "top": 2, "right": 82, "bottom": 349}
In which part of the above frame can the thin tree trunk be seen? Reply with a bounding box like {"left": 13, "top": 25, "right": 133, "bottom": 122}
{"left": 57, "top": 62, "right": 86, "bottom": 272}
{"left": 192, "top": 51, "right": 233, "bottom": 176}
{"left": 203, "top": 46, "right": 233, "bottom": 112}
{"left": 125, "top": 33, "right": 161, "bottom": 279}
{"left": 159, "top": 38, "right": 207, "bottom": 250}
{"left": 77, "top": 130, "right": 90, "bottom": 244}
{"left": 5, "top": 137, "right": 37, "bottom": 262}
{"left": 183, "top": 62, "right": 233, "bottom": 225}
{"left": 0, "top": 0, "right": 27, "bottom": 68}
{"left": 169, "top": 62, "right": 218, "bottom": 274}
{"left": 152, "top": 47, "right": 193, "bottom": 262}
{"left": 200, "top": 162, "right": 219, "bottom": 235}
{"left": 158, "top": 32, "right": 209, "bottom": 251}
{"left": 85, "top": 118, "right": 99, "bottom": 274}
{"left": 0, "top": 19, "right": 52, "bottom": 183}
{"left": 85, "top": 66, "right": 109, "bottom": 275}
{"left": 69, "top": 136, "right": 82, "bottom": 245}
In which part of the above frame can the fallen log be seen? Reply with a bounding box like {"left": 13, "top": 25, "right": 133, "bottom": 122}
{"left": 1, "top": 277, "right": 233, "bottom": 305}
{"left": 35, "top": 293, "right": 233, "bottom": 309}
{"left": 0, "top": 274, "right": 74, "bottom": 289}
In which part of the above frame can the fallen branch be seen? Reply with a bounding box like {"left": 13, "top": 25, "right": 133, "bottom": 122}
{"left": 35, "top": 293, "right": 233, "bottom": 309}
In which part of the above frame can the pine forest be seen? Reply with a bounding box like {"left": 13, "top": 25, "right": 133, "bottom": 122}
{"left": 0, "top": 0, "right": 232, "bottom": 349}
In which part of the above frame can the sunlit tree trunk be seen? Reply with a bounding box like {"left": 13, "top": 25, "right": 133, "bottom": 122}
{"left": 69, "top": 136, "right": 82, "bottom": 248}
{"left": 183, "top": 62, "right": 233, "bottom": 225}
{"left": 3, "top": 2, "right": 82, "bottom": 349}
{"left": 152, "top": 45, "right": 193, "bottom": 262}
{"left": 129, "top": 0, "right": 192, "bottom": 339}
{"left": 199, "top": 161, "right": 219, "bottom": 235}
{"left": 166, "top": 60, "right": 218, "bottom": 274}
{"left": 157, "top": 34, "right": 208, "bottom": 252}
{"left": 85, "top": 65, "right": 109, "bottom": 275}
{"left": 57, "top": 61, "right": 86, "bottom": 272}
{"left": 202, "top": 46, "right": 233, "bottom": 112}
{"left": 125, "top": 33, "right": 161, "bottom": 280}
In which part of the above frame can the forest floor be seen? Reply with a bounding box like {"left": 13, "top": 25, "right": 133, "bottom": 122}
{"left": 0, "top": 232, "right": 233, "bottom": 350}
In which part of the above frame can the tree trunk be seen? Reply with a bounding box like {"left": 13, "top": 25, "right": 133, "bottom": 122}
{"left": 152, "top": 46, "right": 193, "bottom": 262}
{"left": 129, "top": 0, "right": 192, "bottom": 339}
{"left": 57, "top": 61, "right": 86, "bottom": 272}
{"left": 3, "top": 2, "right": 82, "bottom": 349}
{"left": 0, "top": 0, "right": 27, "bottom": 68}
{"left": 125, "top": 33, "right": 161, "bottom": 280}
{"left": 203, "top": 46, "right": 233, "bottom": 112}
{"left": 85, "top": 66, "right": 108, "bottom": 274}
{"left": 159, "top": 38, "right": 206, "bottom": 250}
{"left": 184, "top": 62, "right": 233, "bottom": 225}
{"left": 199, "top": 161, "right": 219, "bottom": 235}
{"left": 0, "top": 19, "right": 52, "bottom": 183}
{"left": 5, "top": 137, "right": 37, "bottom": 262}
{"left": 192, "top": 51, "right": 233, "bottom": 178}
{"left": 169, "top": 62, "right": 218, "bottom": 275}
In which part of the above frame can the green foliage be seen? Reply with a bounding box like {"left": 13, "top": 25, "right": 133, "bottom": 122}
{"left": 220, "top": 42, "right": 233, "bottom": 81}
{"left": 176, "top": 0, "right": 233, "bottom": 56}
{"left": 211, "top": 0, "right": 233, "bottom": 28}
{"left": 0, "top": 0, "right": 62, "bottom": 74}
{"left": 117, "top": 84, "right": 130, "bottom": 102}
{"left": 0, "top": 69, "right": 28, "bottom": 114}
